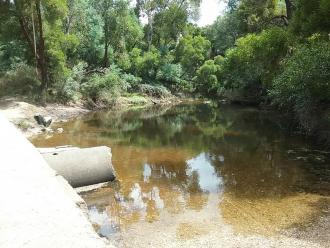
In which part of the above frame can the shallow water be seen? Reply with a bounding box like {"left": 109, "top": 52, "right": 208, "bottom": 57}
{"left": 31, "top": 102, "right": 330, "bottom": 244}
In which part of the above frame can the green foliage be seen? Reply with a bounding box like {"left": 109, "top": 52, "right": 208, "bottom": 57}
{"left": 270, "top": 40, "right": 330, "bottom": 137}
{"left": 71, "top": 2, "right": 104, "bottom": 66}
{"left": 121, "top": 73, "right": 142, "bottom": 91}
{"left": 204, "top": 12, "right": 241, "bottom": 56}
{"left": 175, "top": 35, "right": 211, "bottom": 76}
{"left": 156, "top": 63, "right": 191, "bottom": 92}
{"left": 270, "top": 41, "right": 330, "bottom": 111}
{"left": 92, "top": 0, "right": 143, "bottom": 67}
{"left": 0, "top": 41, "right": 27, "bottom": 72}
{"left": 219, "top": 27, "right": 290, "bottom": 99}
{"left": 194, "top": 58, "right": 223, "bottom": 95}
{"left": 53, "top": 62, "right": 87, "bottom": 102}
{"left": 0, "top": 63, "right": 41, "bottom": 97}
{"left": 81, "top": 65, "right": 140, "bottom": 104}
{"left": 236, "top": 0, "right": 276, "bottom": 33}
{"left": 152, "top": 3, "right": 188, "bottom": 46}
{"left": 138, "top": 84, "right": 171, "bottom": 98}
{"left": 291, "top": 0, "right": 330, "bottom": 36}
{"left": 108, "top": 0, "right": 143, "bottom": 52}
{"left": 134, "top": 47, "right": 161, "bottom": 79}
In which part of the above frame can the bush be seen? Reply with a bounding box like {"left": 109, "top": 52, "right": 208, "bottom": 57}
{"left": 122, "top": 73, "right": 142, "bottom": 91}
{"left": 156, "top": 63, "right": 192, "bottom": 93}
{"left": 270, "top": 40, "right": 330, "bottom": 137}
{"left": 134, "top": 47, "right": 161, "bottom": 79}
{"left": 138, "top": 84, "right": 171, "bottom": 98}
{"left": 116, "top": 52, "right": 131, "bottom": 71}
{"left": 175, "top": 35, "right": 211, "bottom": 76}
{"left": 0, "top": 63, "right": 40, "bottom": 97}
{"left": 270, "top": 40, "right": 330, "bottom": 112}
{"left": 53, "top": 62, "right": 87, "bottom": 102}
{"left": 81, "top": 64, "right": 141, "bottom": 104}
{"left": 194, "top": 58, "right": 224, "bottom": 96}
{"left": 0, "top": 41, "right": 27, "bottom": 73}
{"left": 220, "top": 27, "right": 290, "bottom": 100}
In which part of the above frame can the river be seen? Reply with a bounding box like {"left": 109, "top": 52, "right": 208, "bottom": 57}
{"left": 31, "top": 102, "right": 330, "bottom": 247}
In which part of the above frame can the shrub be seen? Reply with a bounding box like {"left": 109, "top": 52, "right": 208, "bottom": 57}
{"left": 116, "top": 52, "right": 131, "bottom": 71}
{"left": 270, "top": 40, "right": 330, "bottom": 111}
{"left": 0, "top": 63, "right": 40, "bottom": 97}
{"left": 175, "top": 35, "right": 211, "bottom": 76}
{"left": 194, "top": 59, "right": 222, "bottom": 96}
{"left": 270, "top": 40, "right": 330, "bottom": 136}
{"left": 53, "top": 62, "right": 87, "bottom": 102}
{"left": 156, "top": 63, "right": 192, "bottom": 92}
{"left": 122, "top": 73, "right": 142, "bottom": 91}
{"left": 137, "top": 84, "right": 171, "bottom": 98}
{"left": 220, "top": 27, "right": 290, "bottom": 100}
{"left": 81, "top": 64, "right": 141, "bottom": 104}
{"left": 134, "top": 47, "right": 161, "bottom": 79}
{"left": 0, "top": 41, "right": 27, "bottom": 73}
{"left": 81, "top": 65, "right": 123, "bottom": 100}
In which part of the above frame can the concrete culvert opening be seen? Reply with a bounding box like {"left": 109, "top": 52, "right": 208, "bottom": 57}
{"left": 39, "top": 146, "right": 116, "bottom": 188}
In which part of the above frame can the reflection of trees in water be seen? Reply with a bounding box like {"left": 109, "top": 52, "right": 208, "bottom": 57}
{"left": 33, "top": 102, "right": 329, "bottom": 240}
{"left": 210, "top": 141, "right": 306, "bottom": 199}
{"left": 34, "top": 102, "right": 291, "bottom": 151}
{"left": 33, "top": 102, "right": 325, "bottom": 200}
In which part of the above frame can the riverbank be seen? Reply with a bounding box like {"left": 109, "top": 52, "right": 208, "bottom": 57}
{"left": 0, "top": 95, "right": 180, "bottom": 137}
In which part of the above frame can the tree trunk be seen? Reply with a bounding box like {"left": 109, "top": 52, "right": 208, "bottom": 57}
{"left": 103, "top": 23, "right": 109, "bottom": 67}
{"left": 14, "top": 0, "right": 49, "bottom": 105}
{"left": 284, "top": 0, "right": 293, "bottom": 19}
{"left": 134, "top": 0, "right": 142, "bottom": 18}
{"left": 147, "top": 16, "right": 153, "bottom": 51}
{"left": 103, "top": 43, "right": 109, "bottom": 67}
{"left": 35, "top": 0, "right": 48, "bottom": 105}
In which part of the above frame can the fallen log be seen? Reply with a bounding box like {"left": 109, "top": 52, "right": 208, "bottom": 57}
{"left": 38, "top": 146, "right": 116, "bottom": 188}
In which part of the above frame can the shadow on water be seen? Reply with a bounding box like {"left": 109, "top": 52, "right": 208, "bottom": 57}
{"left": 31, "top": 102, "right": 330, "bottom": 241}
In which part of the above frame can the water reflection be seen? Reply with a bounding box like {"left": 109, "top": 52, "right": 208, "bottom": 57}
{"left": 88, "top": 206, "right": 119, "bottom": 238}
{"left": 186, "top": 153, "right": 223, "bottom": 194}
{"left": 31, "top": 102, "right": 330, "bottom": 242}
{"left": 129, "top": 183, "right": 146, "bottom": 210}
{"left": 143, "top": 164, "right": 152, "bottom": 182}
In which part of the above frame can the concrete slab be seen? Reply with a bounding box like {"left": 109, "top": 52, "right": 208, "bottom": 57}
{"left": 0, "top": 114, "right": 113, "bottom": 248}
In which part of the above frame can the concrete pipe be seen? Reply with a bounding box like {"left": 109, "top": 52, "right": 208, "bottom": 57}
{"left": 39, "top": 146, "right": 116, "bottom": 188}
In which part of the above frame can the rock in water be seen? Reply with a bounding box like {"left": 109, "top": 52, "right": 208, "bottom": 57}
{"left": 34, "top": 114, "right": 43, "bottom": 125}
{"left": 43, "top": 116, "right": 52, "bottom": 127}
{"left": 56, "top": 127, "right": 64, "bottom": 133}
{"left": 34, "top": 114, "right": 52, "bottom": 127}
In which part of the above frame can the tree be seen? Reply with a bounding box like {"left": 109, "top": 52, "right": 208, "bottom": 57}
{"left": 152, "top": 3, "right": 188, "bottom": 47}
{"left": 204, "top": 12, "right": 241, "bottom": 56}
{"left": 291, "top": 0, "right": 330, "bottom": 36}
{"left": 93, "top": 0, "right": 114, "bottom": 67}
{"left": 93, "top": 0, "right": 143, "bottom": 67}
{"left": 0, "top": 0, "right": 69, "bottom": 103}
{"left": 194, "top": 59, "right": 222, "bottom": 95}
{"left": 13, "top": 0, "right": 49, "bottom": 101}
{"left": 140, "top": 0, "right": 201, "bottom": 50}
{"left": 284, "top": 0, "right": 294, "bottom": 19}
{"left": 175, "top": 34, "right": 211, "bottom": 76}
{"left": 270, "top": 40, "right": 330, "bottom": 137}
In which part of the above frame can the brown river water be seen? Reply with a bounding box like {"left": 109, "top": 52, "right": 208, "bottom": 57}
{"left": 31, "top": 102, "right": 330, "bottom": 247}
